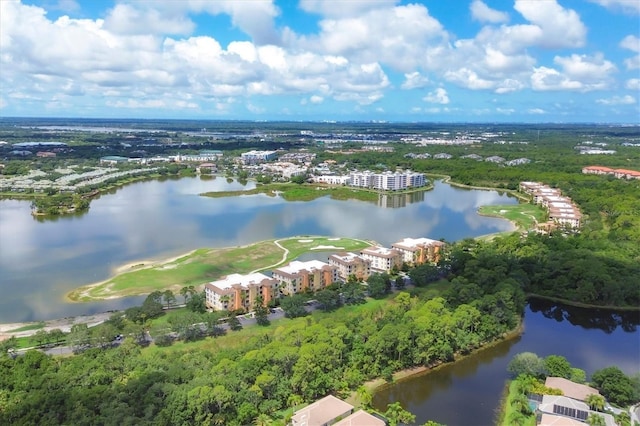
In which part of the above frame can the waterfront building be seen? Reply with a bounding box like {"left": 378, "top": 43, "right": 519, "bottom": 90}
{"left": 204, "top": 272, "right": 278, "bottom": 312}
{"left": 328, "top": 252, "right": 372, "bottom": 281}
{"left": 272, "top": 260, "right": 339, "bottom": 296}
{"left": 359, "top": 246, "right": 403, "bottom": 272}
{"left": 348, "top": 170, "right": 426, "bottom": 191}
{"left": 391, "top": 237, "right": 445, "bottom": 265}
{"left": 519, "top": 181, "right": 582, "bottom": 230}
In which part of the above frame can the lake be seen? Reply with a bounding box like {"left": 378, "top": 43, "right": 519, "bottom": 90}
{"left": 372, "top": 299, "right": 640, "bottom": 425}
{"left": 0, "top": 177, "right": 516, "bottom": 323}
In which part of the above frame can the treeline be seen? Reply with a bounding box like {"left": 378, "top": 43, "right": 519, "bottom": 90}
{"left": 0, "top": 280, "right": 522, "bottom": 425}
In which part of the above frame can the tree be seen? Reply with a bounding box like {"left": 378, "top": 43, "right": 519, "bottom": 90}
{"left": 315, "top": 289, "right": 341, "bottom": 311}
{"left": 31, "top": 329, "right": 49, "bottom": 348}
{"left": 254, "top": 413, "right": 273, "bottom": 426}
{"left": 342, "top": 281, "right": 366, "bottom": 305}
{"left": 545, "top": 355, "right": 572, "bottom": 379}
{"left": 180, "top": 286, "right": 196, "bottom": 304}
{"left": 395, "top": 275, "right": 406, "bottom": 290}
{"left": 254, "top": 296, "right": 270, "bottom": 326}
{"left": 591, "top": 366, "right": 637, "bottom": 406}
{"left": 67, "top": 323, "right": 91, "bottom": 352}
{"left": 384, "top": 402, "right": 416, "bottom": 426}
{"left": 48, "top": 329, "right": 66, "bottom": 346}
{"left": 367, "top": 273, "right": 391, "bottom": 298}
{"left": 228, "top": 314, "right": 242, "bottom": 331}
{"left": 356, "top": 386, "right": 372, "bottom": 408}
{"left": 280, "top": 294, "right": 307, "bottom": 318}
{"left": 586, "top": 394, "right": 605, "bottom": 412}
{"left": 507, "top": 352, "right": 547, "bottom": 378}
{"left": 141, "top": 291, "right": 164, "bottom": 319}
{"left": 187, "top": 291, "right": 207, "bottom": 313}
{"left": 586, "top": 413, "right": 606, "bottom": 426}
{"left": 0, "top": 336, "right": 18, "bottom": 355}
{"left": 163, "top": 290, "right": 177, "bottom": 310}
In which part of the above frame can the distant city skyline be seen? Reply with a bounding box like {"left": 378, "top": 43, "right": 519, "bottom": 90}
{"left": 1, "top": 0, "right": 639, "bottom": 122}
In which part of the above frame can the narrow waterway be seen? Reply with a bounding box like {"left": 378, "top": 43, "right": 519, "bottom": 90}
{"left": 372, "top": 300, "right": 640, "bottom": 425}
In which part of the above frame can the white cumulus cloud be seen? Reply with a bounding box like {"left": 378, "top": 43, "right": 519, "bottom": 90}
{"left": 588, "top": 0, "right": 640, "bottom": 15}
{"left": 596, "top": 95, "right": 636, "bottom": 105}
{"left": 625, "top": 78, "right": 640, "bottom": 90}
{"left": 423, "top": 88, "right": 450, "bottom": 104}
{"left": 470, "top": 0, "right": 509, "bottom": 23}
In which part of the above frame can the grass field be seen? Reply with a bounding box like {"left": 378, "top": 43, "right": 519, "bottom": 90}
{"left": 67, "top": 236, "right": 372, "bottom": 302}
{"left": 6, "top": 322, "right": 46, "bottom": 333}
{"left": 477, "top": 203, "right": 547, "bottom": 232}
{"left": 201, "top": 182, "right": 396, "bottom": 203}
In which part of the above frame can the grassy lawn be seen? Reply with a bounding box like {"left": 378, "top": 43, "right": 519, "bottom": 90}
{"left": 478, "top": 203, "right": 547, "bottom": 231}
{"left": 499, "top": 380, "right": 537, "bottom": 426}
{"left": 67, "top": 236, "right": 372, "bottom": 302}
{"left": 201, "top": 182, "right": 386, "bottom": 203}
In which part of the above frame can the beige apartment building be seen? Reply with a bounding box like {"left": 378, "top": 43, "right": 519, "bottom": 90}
{"left": 328, "top": 252, "right": 372, "bottom": 281}
{"left": 272, "top": 260, "right": 339, "bottom": 296}
{"left": 391, "top": 237, "right": 445, "bottom": 265}
{"left": 359, "top": 246, "right": 403, "bottom": 272}
{"left": 204, "top": 272, "right": 278, "bottom": 312}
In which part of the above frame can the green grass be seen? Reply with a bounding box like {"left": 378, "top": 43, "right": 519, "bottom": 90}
{"left": 478, "top": 203, "right": 547, "bottom": 231}
{"left": 201, "top": 182, "right": 385, "bottom": 203}
{"left": 67, "top": 236, "right": 372, "bottom": 302}
{"left": 6, "top": 321, "right": 46, "bottom": 333}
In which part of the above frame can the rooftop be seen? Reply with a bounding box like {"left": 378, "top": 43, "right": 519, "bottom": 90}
{"left": 207, "top": 272, "right": 274, "bottom": 291}
{"left": 291, "top": 395, "right": 354, "bottom": 426}
{"left": 544, "top": 377, "right": 599, "bottom": 402}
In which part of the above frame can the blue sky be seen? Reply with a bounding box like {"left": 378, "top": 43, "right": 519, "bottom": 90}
{"left": 1, "top": 0, "right": 638, "bottom": 122}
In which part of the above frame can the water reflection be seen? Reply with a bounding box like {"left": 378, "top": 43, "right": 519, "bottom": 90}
{"left": 528, "top": 298, "right": 639, "bottom": 333}
{"left": 0, "top": 178, "right": 516, "bottom": 322}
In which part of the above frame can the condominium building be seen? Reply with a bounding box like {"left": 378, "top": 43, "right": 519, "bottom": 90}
{"left": 391, "top": 237, "right": 445, "bottom": 265}
{"left": 272, "top": 260, "right": 339, "bottom": 296}
{"left": 204, "top": 272, "right": 278, "bottom": 312}
{"left": 519, "top": 181, "right": 582, "bottom": 230}
{"left": 359, "top": 246, "right": 403, "bottom": 272}
{"left": 328, "top": 252, "right": 372, "bottom": 281}
{"left": 348, "top": 170, "right": 426, "bottom": 191}
{"left": 240, "top": 150, "right": 277, "bottom": 165}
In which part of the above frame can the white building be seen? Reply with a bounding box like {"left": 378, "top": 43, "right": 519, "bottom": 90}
{"left": 241, "top": 150, "right": 277, "bottom": 165}
{"left": 328, "top": 252, "right": 372, "bottom": 281}
{"left": 360, "top": 246, "right": 403, "bottom": 272}
{"left": 348, "top": 170, "right": 426, "bottom": 191}
{"left": 313, "top": 175, "right": 351, "bottom": 185}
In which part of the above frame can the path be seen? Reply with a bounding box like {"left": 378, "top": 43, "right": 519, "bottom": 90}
{"left": 249, "top": 238, "right": 289, "bottom": 274}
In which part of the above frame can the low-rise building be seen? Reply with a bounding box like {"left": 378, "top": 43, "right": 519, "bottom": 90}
{"left": 313, "top": 175, "right": 351, "bottom": 185}
{"left": 204, "top": 272, "right": 278, "bottom": 312}
{"left": 360, "top": 246, "right": 403, "bottom": 272}
{"left": 291, "top": 395, "right": 354, "bottom": 426}
{"left": 391, "top": 237, "right": 445, "bottom": 265}
{"left": 272, "top": 260, "right": 339, "bottom": 296}
{"left": 328, "top": 252, "right": 372, "bottom": 281}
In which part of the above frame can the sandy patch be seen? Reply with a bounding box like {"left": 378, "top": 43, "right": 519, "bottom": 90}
{"left": 0, "top": 312, "right": 114, "bottom": 340}
{"left": 297, "top": 239, "right": 314, "bottom": 243}
{"left": 500, "top": 209, "right": 507, "bottom": 213}
{"left": 328, "top": 237, "right": 341, "bottom": 241}
{"left": 311, "top": 245, "right": 343, "bottom": 250}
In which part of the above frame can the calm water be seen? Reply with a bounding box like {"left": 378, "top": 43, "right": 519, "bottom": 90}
{"left": 0, "top": 178, "right": 515, "bottom": 323}
{"left": 372, "top": 300, "right": 640, "bottom": 426}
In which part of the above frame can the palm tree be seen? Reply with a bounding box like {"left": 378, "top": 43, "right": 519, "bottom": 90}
{"left": 586, "top": 394, "right": 606, "bottom": 412}
{"left": 254, "top": 414, "right": 273, "bottom": 426}
{"left": 587, "top": 413, "right": 606, "bottom": 426}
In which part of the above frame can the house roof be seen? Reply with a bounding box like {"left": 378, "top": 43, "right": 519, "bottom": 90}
{"left": 206, "top": 272, "right": 275, "bottom": 291}
{"left": 333, "top": 410, "right": 386, "bottom": 426}
{"left": 545, "top": 377, "right": 599, "bottom": 401}
{"left": 291, "top": 395, "right": 353, "bottom": 426}
{"left": 538, "top": 413, "right": 585, "bottom": 426}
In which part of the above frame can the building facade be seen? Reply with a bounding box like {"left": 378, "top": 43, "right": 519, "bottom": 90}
{"left": 272, "top": 260, "right": 339, "bottom": 296}
{"left": 241, "top": 150, "right": 277, "bottom": 165}
{"left": 328, "top": 252, "right": 372, "bottom": 281}
{"left": 359, "top": 246, "right": 403, "bottom": 272}
{"left": 391, "top": 237, "right": 445, "bottom": 265}
{"left": 204, "top": 272, "right": 278, "bottom": 312}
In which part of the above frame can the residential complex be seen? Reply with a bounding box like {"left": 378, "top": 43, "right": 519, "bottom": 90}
{"left": 391, "top": 237, "right": 445, "bottom": 265}
{"left": 328, "top": 252, "right": 372, "bottom": 281}
{"left": 204, "top": 272, "right": 278, "bottom": 311}
{"left": 582, "top": 166, "right": 640, "bottom": 180}
{"left": 349, "top": 170, "right": 426, "bottom": 191}
{"left": 360, "top": 246, "right": 403, "bottom": 272}
{"left": 520, "top": 182, "right": 582, "bottom": 229}
{"left": 272, "top": 260, "right": 339, "bottom": 296}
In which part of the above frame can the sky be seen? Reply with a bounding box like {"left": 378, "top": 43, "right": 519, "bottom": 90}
{"left": 0, "top": 0, "right": 639, "bottom": 122}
